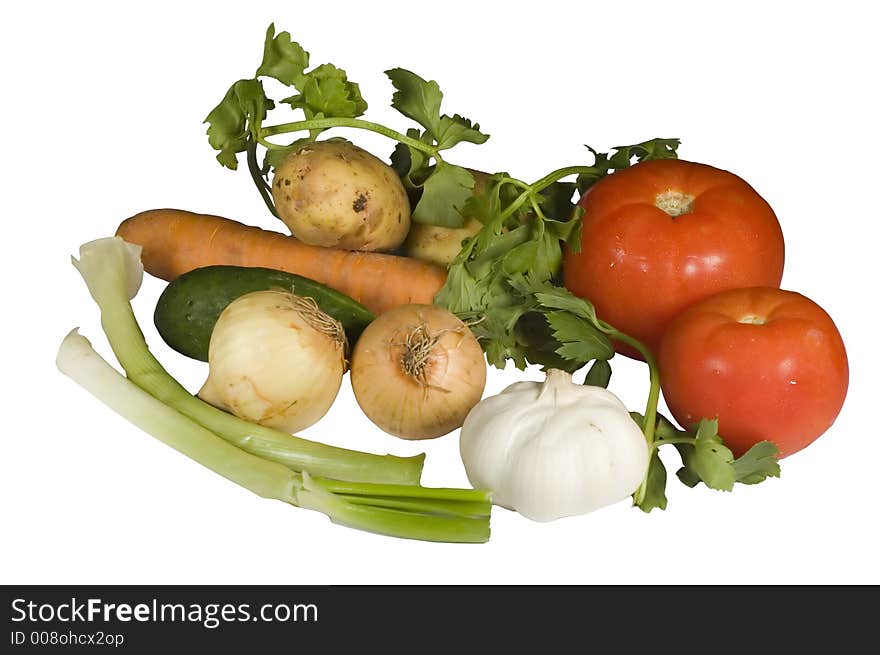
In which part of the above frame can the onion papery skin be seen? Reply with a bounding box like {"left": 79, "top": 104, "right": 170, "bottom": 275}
{"left": 351, "top": 304, "right": 487, "bottom": 440}
{"left": 199, "top": 290, "right": 345, "bottom": 433}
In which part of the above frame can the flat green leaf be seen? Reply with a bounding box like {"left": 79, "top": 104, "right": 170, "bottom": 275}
{"left": 733, "top": 441, "right": 781, "bottom": 484}
{"left": 435, "top": 113, "right": 489, "bottom": 150}
{"left": 676, "top": 419, "right": 736, "bottom": 491}
{"left": 461, "top": 180, "right": 500, "bottom": 225}
{"left": 653, "top": 412, "right": 684, "bottom": 441}
{"left": 538, "top": 182, "right": 577, "bottom": 221}
{"left": 386, "top": 69, "right": 487, "bottom": 151}
{"left": 674, "top": 449, "right": 702, "bottom": 488}
{"left": 263, "top": 140, "right": 311, "bottom": 170}
{"left": 386, "top": 68, "right": 443, "bottom": 137}
{"left": 484, "top": 337, "right": 528, "bottom": 370}
{"left": 204, "top": 78, "right": 271, "bottom": 170}
{"left": 576, "top": 138, "right": 681, "bottom": 193}
{"left": 583, "top": 358, "right": 612, "bottom": 388}
{"left": 545, "top": 311, "right": 614, "bottom": 363}
{"left": 532, "top": 285, "right": 602, "bottom": 325}
{"left": 516, "top": 313, "right": 580, "bottom": 372}
{"left": 255, "top": 24, "right": 309, "bottom": 85}
{"left": 610, "top": 137, "right": 680, "bottom": 166}
{"left": 412, "top": 164, "right": 473, "bottom": 227}
{"left": 532, "top": 229, "right": 564, "bottom": 281}
{"left": 390, "top": 129, "right": 431, "bottom": 188}
{"left": 636, "top": 449, "right": 668, "bottom": 512}
{"left": 501, "top": 239, "right": 539, "bottom": 275}
{"left": 433, "top": 258, "right": 480, "bottom": 312}
{"left": 469, "top": 226, "right": 531, "bottom": 277}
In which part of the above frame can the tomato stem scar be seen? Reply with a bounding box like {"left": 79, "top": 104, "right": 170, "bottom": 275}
{"left": 655, "top": 190, "right": 694, "bottom": 217}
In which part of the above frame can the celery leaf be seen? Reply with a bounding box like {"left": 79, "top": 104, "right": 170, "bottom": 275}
{"left": 204, "top": 79, "right": 272, "bottom": 170}
{"left": 255, "top": 24, "right": 309, "bottom": 85}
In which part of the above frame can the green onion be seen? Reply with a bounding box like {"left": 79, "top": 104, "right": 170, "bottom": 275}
{"left": 70, "top": 237, "right": 422, "bottom": 485}
{"left": 57, "top": 330, "right": 302, "bottom": 502}
{"left": 57, "top": 329, "right": 490, "bottom": 543}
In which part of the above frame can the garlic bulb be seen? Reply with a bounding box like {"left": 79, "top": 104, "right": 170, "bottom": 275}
{"left": 459, "top": 369, "right": 649, "bottom": 521}
{"left": 198, "top": 289, "right": 346, "bottom": 433}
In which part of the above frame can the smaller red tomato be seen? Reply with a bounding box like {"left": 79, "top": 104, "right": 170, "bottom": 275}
{"left": 658, "top": 287, "right": 848, "bottom": 458}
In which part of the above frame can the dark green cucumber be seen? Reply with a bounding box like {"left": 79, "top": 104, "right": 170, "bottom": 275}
{"left": 154, "top": 265, "right": 375, "bottom": 361}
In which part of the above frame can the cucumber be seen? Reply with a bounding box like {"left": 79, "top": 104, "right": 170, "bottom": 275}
{"left": 154, "top": 265, "right": 375, "bottom": 361}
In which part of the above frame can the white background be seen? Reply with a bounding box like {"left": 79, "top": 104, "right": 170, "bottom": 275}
{"left": 1, "top": 1, "right": 877, "bottom": 584}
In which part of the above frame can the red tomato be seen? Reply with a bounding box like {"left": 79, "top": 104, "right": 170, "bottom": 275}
{"left": 658, "top": 287, "right": 848, "bottom": 458}
{"left": 563, "top": 159, "right": 785, "bottom": 358}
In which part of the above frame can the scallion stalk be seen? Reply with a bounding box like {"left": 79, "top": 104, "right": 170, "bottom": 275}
{"left": 57, "top": 329, "right": 302, "bottom": 503}
{"left": 70, "top": 237, "right": 423, "bottom": 485}
{"left": 57, "top": 330, "right": 490, "bottom": 543}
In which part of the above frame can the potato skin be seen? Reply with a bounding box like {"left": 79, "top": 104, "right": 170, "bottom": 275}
{"left": 403, "top": 170, "right": 489, "bottom": 267}
{"left": 403, "top": 216, "right": 483, "bottom": 267}
{"left": 272, "top": 140, "right": 411, "bottom": 251}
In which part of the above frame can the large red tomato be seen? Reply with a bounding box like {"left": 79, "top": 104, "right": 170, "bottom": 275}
{"left": 563, "top": 159, "right": 785, "bottom": 357}
{"left": 658, "top": 287, "right": 848, "bottom": 458}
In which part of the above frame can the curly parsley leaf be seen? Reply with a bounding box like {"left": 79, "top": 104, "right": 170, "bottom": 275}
{"left": 255, "top": 23, "right": 309, "bottom": 85}
{"left": 205, "top": 79, "right": 272, "bottom": 170}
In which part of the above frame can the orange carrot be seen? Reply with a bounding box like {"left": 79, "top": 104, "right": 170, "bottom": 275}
{"left": 116, "top": 209, "right": 448, "bottom": 315}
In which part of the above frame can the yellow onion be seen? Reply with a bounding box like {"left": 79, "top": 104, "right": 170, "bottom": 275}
{"left": 198, "top": 289, "right": 346, "bottom": 432}
{"left": 351, "top": 304, "right": 487, "bottom": 440}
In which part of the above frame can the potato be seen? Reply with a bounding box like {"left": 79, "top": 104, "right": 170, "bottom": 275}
{"left": 403, "top": 216, "right": 484, "bottom": 267}
{"left": 272, "top": 140, "right": 411, "bottom": 251}
{"left": 403, "top": 170, "right": 489, "bottom": 267}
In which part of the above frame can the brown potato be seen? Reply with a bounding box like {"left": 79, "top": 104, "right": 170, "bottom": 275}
{"left": 403, "top": 170, "right": 489, "bottom": 267}
{"left": 272, "top": 140, "right": 411, "bottom": 251}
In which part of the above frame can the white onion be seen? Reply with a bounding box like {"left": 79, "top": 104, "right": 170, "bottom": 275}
{"left": 350, "top": 304, "right": 486, "bottom": 440}
{"left": 198, "top": 289, "right": 346, "bottom": 433}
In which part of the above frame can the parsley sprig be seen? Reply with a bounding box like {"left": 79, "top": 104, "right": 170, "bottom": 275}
{"left": 631, "top": 413, "right": 781, "bottom": 511}
{"left": 205, "top": 24, "right": 486, "bottom": 225}
{"left": 432, "top": 140, "right": 780, "bottom": 510}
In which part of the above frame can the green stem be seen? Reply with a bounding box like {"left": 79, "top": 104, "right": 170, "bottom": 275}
{"left": 298, "top": 476, "right": 490, "bottom": 543}
{"left": 261, "top": 117, "right": 442, "bottom": 162}
{"left": 246, "top": 137, "right": 279, "bottom": 218}
{"left": 313, "top": 478, "right": 491, "bottom": 503}
{"left": 595, "top": 327, "right": 661, "bottom": 505}
{"left": 336, "top": 494, "right": 491, "bottom": 519}
{"left": 529, "top": 165, "right": 605, "bottom": 193}
{"left": 57, "top": 330, "right": 302, "bottom": 503}
{"left": 496, "top": 165, "right": 605, "bottom": 225}
{"left": 316, "top": 478, "right": 491, "bottom": 519}
{"left": 611, "top": 330, "right": 660, "bottom": 446}
{"left": 58, "top": 330, "right": 490, "bottom": 542}
{"left": 653, "top": 436, "right": 696, "bottom": 447}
